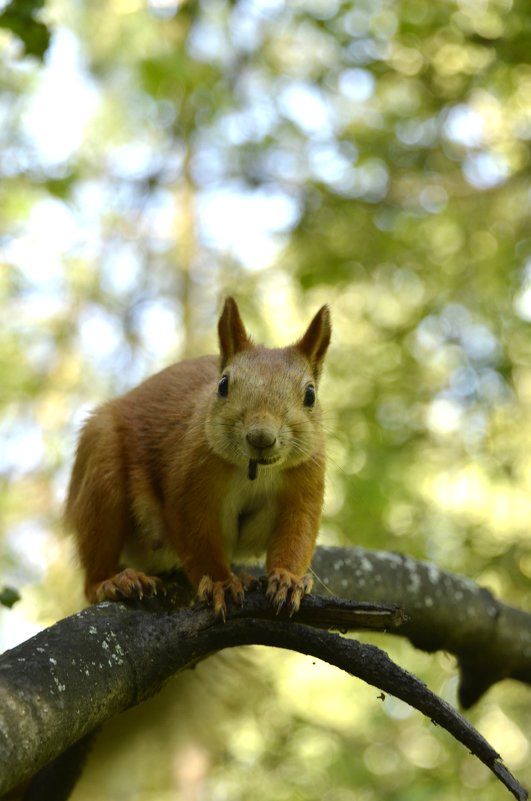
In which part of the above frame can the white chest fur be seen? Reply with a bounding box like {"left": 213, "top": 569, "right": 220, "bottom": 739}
{"left": 125, "top": 465, "right": 283, "bottom": 573}
{"left": 221, "top": 466, "right": 283, "bottom": 561}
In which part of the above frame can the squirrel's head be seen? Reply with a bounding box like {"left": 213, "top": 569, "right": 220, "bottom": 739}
{"left": 206, "top": 297, "right": 331, "bottom": 480}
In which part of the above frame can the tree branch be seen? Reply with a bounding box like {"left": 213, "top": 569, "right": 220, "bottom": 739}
{"left": 310, "top": 546, "right": 531, "bottom": 707}
{"left": 0, "top": 594, "right": 401, "bottom": 797}
{"left": 1, "top": 545, "right": 530, "bottom": 799}
{"left": 0, "top": 590, "right": 528, "bottom": 801}
{"left": 142, "top": 543, "right": 531, "bottom": 708}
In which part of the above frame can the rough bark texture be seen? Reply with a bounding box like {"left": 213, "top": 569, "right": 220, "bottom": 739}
{"left": 0, "top": 545, "right": 529, "bottom": 799}
{"left": 311, "top": 546, "right": 531, "bottom": 707}
{"left": 0, "top": 594, "right": 402, "bottom": 797}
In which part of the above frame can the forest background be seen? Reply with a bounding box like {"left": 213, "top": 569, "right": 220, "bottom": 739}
{"left": 1, "top": 0, "right": 530, "bottom": 799}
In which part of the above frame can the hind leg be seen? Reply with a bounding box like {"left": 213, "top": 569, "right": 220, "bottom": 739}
{"left": 76, "top": 472, "right": 162, "bottom": 604}
{"left": 66, "top": 411, "right": 161, "bottom": 603}
{"left": 90, "top": 567, "right": 162, "bottom": 602}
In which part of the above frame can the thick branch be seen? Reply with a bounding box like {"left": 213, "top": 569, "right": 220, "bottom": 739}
{"left": 97, "top": 543, "right": 531, "bottom": 705}
{"left": 311, "top": 546, "right": 531, "bottom": 707}
{"left": 0, "top": 594, "right": 399, "bottom": 796}
{"left": 154, "top": 544, "right": 531, "bottom": 707}
{"left": 0, "top": 593, "right": 527, "bottom": 801}
{"left": 1, "top": 544, "right": 530, "bottom": 799}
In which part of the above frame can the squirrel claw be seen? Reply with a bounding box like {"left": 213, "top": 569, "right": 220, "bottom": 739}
{"left": 91, "top": 569, "right": 162, "bottom": 603}
{"left": 238, "top": 571, "right": 260, "bottom": 591}
{"left": 266, "top": 569, "right": 313, "bottom": 616}
{"left": 198, "top": 574, "right": 245, "bottom": 621}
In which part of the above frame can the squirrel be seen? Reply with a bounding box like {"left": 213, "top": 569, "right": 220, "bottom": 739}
{"left": 66, "top": 297, "right": 331, "bottom": 620}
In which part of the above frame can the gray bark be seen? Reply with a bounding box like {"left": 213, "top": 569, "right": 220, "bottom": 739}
{"left": 0, "top": 545, "right": 529, "bottom": 799}
{"left": 311, "top": 546, "right": 531, "bottom": 707}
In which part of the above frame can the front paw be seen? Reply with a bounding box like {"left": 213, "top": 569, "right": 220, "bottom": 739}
{"left": 266, "top": 569, "right": 313, "bottom": 616}
{"left": 197, "top": 574, "right": 245, "bottom": 622}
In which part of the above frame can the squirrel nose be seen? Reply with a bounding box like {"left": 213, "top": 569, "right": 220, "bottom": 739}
{"left": 246, "top": 427, "right": 277, "bottom": 451}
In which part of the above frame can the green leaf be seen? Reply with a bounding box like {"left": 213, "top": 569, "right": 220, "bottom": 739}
{"left": 0, "top": 0, "right": 51, "bottom": 60}
{"left": 0, "top": 587, "right": 21, "bottom": 609}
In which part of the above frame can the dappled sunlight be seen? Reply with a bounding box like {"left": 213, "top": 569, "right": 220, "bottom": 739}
{"left": 1, "top": 0, "right": 530, "bottom": 798}
{"left": 425, "top": 463, "right": 531, "bottom": 539}
{"left": 479, "top": 706, "right": 529, "bottom": 768}
{"left": 277, "top": 652, "right": 371, "bottom": 732}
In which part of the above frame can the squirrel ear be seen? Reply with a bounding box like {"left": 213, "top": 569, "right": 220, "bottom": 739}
{"left": 296, "top": 305, "right": 331, "bottom": 381}
{"left": 218, "top": 297, "right": 253, "bottom": 368}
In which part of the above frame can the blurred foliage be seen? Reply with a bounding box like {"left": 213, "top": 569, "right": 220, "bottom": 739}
{"left": 0, "top": 0, "right": 51, "bottom": 59}
{"left": 0, "top": 586, "right": 20, "bottom": 607}
{"left": 1, "top": 0, "right": 530, "bottom": 799}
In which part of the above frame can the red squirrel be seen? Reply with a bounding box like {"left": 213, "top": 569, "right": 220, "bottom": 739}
{"left": 66, "top": 297, "right": 331, "bottom": 619}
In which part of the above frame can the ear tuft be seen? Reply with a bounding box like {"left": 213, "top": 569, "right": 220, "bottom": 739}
{"left": 218, "top": 297, "right": 252, "bottom": 369}
{"left": 296, "top": 305, "right": 331, "bottom": 381}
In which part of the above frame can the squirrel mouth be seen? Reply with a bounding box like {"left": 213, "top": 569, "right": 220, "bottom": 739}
{"left": 247, "top": 456, "right": 281, "bottom": 481}
{"left": 257, "top": 456, "right": 280, "bottom": 466}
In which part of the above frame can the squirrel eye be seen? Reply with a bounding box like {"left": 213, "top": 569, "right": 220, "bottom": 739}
{"left": 303, "top": 384, "right": 316, "bottom": 407}
{"left": 218, "top": 374, "right": 229, "bottom": 398}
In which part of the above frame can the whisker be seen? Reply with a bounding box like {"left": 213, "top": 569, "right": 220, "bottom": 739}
{"left": 308, "top": 566, "right": 334, "bottom": 597}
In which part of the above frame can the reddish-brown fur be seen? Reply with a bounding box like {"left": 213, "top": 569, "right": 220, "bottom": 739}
{"left": 66, "top": 298, "right": 331, "bottom": 619}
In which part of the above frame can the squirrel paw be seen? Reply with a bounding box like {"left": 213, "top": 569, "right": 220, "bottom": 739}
{"left": 90, "top": 568, "right": 162, "bottom": 603}
{"left": 237, "top": 571, "right": 260, "bottom": 591}
{"left": 266, "top": 569, "right": 313, "bottom": 616}
{"left": 197, "top": 574, "right": 245, "bottom": 622}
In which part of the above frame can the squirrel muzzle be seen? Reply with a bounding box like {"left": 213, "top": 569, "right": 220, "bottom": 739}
{"left": 246, "top": 422, "right": 280, "bottom": 481}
